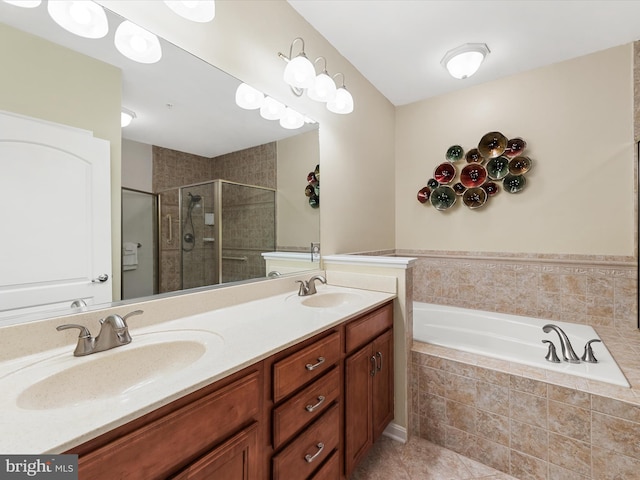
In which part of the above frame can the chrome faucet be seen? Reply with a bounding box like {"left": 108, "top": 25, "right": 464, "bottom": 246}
{"left": 542, "top": 324, "right": 580, "bottom": 363}
{"left": 296, "top": 274, "right": 327, "bottom": 296}
{"left": 57, "top": 310, "right": 144, "bottom": 356}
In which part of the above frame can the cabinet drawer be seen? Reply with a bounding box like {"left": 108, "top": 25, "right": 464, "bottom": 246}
{"left": 273, "top": 332, "right": 340, "bottom": 402}
{"left": 272, "top": 367, "right": 340, "bottom": 449}
{"left": 272, "top": 404, "right": 340, "bottom": 480}
{"left": 309, "top": 450, "right": 339, "bottom": 480}
{"left": 78, "top": 371, "right": 261, "bottom": 480}
{"left": 345, "top": 302, "right": 393, "bottom": 353}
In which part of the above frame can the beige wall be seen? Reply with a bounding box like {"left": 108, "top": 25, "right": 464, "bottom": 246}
{"left": 0, "top": 22, "right": 123, "bottom": 298}
{"left": 277, "top": 129, "right": 320, "bottom": 250}
{"left": 122, "top": 139, "right": 153, "bottom": 192}
{"left": 396, "top": 44, "right": 634, "bottom": 257}
{"left": 98, "top": 0, "right": 396, "bottom": 256}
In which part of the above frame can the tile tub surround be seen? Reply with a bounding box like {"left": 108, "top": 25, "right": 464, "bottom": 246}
{"left": 411, "top": 343, "right": 640, "bottom": 480}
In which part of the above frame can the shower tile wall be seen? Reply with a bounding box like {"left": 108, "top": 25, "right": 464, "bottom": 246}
{"left": 153, "top": 143, "right": 276, "bottom": 291}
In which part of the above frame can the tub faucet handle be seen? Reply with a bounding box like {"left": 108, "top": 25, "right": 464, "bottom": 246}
{"left": 581, "top": 339, "right": 602, "bottom": 363}
{"left": 542, "top": 340, "right": 561, "bottom": 363}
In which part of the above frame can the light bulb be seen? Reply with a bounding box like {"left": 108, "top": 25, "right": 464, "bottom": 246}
{"left": 235, "top": 83, "right": 264, "bottom": 110}
{"left": 307, "top": 72, "right": 336, "bottom": 103}
{"left": 260, "top": 97, "right": 285, "bottom": 120}
{"left": 114, "top": 21, "right": 162, "bottom": 64}
{"left": 279, "top": 108, "right": 304, "bottom": 129}
{"left": 47, "top": 1, "right": 108, "bottom": 39}
{"left": 327, "top": 87, "right": 354, "bottom": 114}
{"left": 283, "top": 55, "right": 315, "bottom": 89}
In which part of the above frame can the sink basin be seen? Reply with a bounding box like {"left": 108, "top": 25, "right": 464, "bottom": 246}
{"left": 301, "top": 291, "right": 364, "bottom": 308}
{"left": 12, "top": 330, "right": 224, "bottom": 410}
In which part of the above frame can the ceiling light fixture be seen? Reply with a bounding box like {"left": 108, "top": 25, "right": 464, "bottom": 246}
{"left": 114, "top": 20, "right": 162, "bottom": 64}
{"left": 163, "top": 1, "right": 215, "bottom": 23}
{"left": 47, "top": 1, "right": 108, "bottom": 39}
{"left": 441, "top": 43, "right": 490, "bottom": 80}
{"left": 235, "top": 83, "right": 265, "bottom": 110}
{"left": 121, "top": 108, "right": 136, "bottom": 127}
{"left": 326, "top": 73, "right": 354, "bottom": 115}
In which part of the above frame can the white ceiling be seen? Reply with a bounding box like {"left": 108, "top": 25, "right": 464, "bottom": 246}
{"left": 288, "top": 0, "right": 640, "bottom": 106}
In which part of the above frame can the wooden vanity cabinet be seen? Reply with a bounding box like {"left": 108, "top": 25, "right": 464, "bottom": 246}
{"left": 268, "top": 329, "right": 343, "bottom": 480}
{"left": 344, "top": 303, "right": 394, "bottom": 477}
{"left": 67, "top": 364, "right": 264, "bottom": 480}
{"left": 65, "top": 300, "right": 394, "bottom": 480}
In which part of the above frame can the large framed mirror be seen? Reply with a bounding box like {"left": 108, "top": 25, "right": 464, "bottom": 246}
{"left": 0, "top": 1, "right": 320, "bottom": 324}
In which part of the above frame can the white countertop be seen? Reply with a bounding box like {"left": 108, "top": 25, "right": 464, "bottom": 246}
{"left": 0, "top": 284, "right": 395, "bottom": 454}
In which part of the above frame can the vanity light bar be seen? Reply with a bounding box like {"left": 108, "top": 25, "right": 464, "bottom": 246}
{"left": 234, "top": 83, "right": 310, "bottom": 130}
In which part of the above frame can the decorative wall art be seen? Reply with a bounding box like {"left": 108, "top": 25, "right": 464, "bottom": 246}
{"left": 417, "top": 132, "right": 533, "bottom": 211}
{"left": 305, "top": 164, "right": 320, "bottom": 208}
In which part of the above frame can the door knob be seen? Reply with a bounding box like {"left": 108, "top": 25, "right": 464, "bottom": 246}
{"left": 91, "top": 274, "right": 109, "bottom": 283}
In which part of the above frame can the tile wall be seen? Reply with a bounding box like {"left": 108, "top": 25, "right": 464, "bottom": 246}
{"left": 411, "top": 345, "right": 640, "bottom": 480}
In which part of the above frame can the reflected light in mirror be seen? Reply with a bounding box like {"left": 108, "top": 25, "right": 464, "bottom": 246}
{"left": 114, "top": 20, "right": 162, "bottom": 64}
{"left": 163, "top": 0, "right": 215, "bottom": 23}
{"left": 47, "top": 0, "right": 108, "bottom": 38}
{"left": 121, "top": 109, "right": 136, "bottom": 127}
{"left": 260, "top": 96, "right": 285, "bottom": 120}
{"left": 279, "top": 107, "right": 304, "bottom": 129}
{"left": 3, "top": 0, "right": 41, "bottom": 7}
{"left": 235, "top": 83, "right": 265, "bottom": 110}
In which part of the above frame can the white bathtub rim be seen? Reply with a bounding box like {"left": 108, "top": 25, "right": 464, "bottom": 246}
{"left": 413, "top": 302, "right": 630, "bottom": 388}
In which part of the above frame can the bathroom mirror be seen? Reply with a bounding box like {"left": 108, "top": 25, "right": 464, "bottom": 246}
{"left": 0, "top": 2, "right": 320, "bottom": 323}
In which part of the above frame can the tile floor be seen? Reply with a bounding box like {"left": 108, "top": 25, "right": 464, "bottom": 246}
{"left": 350, "top": 435, "right": 520, "bottom": 480}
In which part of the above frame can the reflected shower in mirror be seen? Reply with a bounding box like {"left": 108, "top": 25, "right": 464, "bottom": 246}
{"left": 0, "top": 1, "right": 320, "bottom": 322}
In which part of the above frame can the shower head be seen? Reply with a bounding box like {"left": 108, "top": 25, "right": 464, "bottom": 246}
{"left": 188, "top": 192, "right": 202, "bottom": 203}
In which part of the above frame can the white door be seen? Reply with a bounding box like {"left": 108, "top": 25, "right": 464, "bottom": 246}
{"left": 0, "top": 110, "right": 112, "bottom": 319}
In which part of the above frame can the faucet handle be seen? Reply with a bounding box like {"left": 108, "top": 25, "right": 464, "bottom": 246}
{"left": 56, "top": 324, "right": 94, "bottom": 356}
{"left": 581, "top": 339, "right": 602, "bottom": 363}
{"left": 542, "top": 340, "right": 561, "bottom": 363}
{"left": 100, "top": 310, "right": 143, "bottom": 328}
{"left": 122, "top": 309, "right": 144, "bottom": 326}
{"left": 296, "top": 280, "right": 309, "bottom": 296}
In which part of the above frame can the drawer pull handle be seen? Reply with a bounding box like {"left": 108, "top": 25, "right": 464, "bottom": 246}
{"left": 305, "top": 395, "right": 326, "bottom": 413}
{"left": 305, "top": 357, "right": 325, "bottom": 371}
{"left": 376, "top": 351, "right": 383, "bottom": 371}
{"left": 304, "top": 442, "right": 325, "bottom": 463}
{"left": 370, "top": 356, "right": 377, "bottom": 376}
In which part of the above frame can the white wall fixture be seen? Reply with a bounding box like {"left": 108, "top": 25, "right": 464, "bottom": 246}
{"left": 47, "top": 0, "right": 108, "bottom": 39}
{"left": 114, "top": 20, "right": 162, "bottom": 64}
{"left": 2, "top": 0, "right": 41, "bottom": 8}
{"left": 279, "top": 37, "right": 353, "bottom": 114}
{"left": 235, "top": 83, "right": 265, "bottom": 110}
{"left": 281, "top": 37, "right": 316, "bottom": 91}
{"left": 327, "top": 73, "right": 354, "bottom": 114}
{"left": 163, "top": 0, "right": 215, "bottom": 22}
{"left": 441, "top": 43, "right": 490, "bottom": 80}
{"left": 307, "top": 57, "right": 337, "bottom": 103}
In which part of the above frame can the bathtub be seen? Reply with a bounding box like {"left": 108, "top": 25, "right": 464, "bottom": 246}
{"left": 413, "top": 302, "right": 630, "bottom": 388}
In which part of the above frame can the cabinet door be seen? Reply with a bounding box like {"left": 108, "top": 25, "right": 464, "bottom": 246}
{"left": 171, "top": 423, "right": 258, "bottom": 480}
{"left": 344, "top": 343, "right": 373, "bottom": 476}
{"left": 372, "top": 329, "right": 394, "bottom": 440}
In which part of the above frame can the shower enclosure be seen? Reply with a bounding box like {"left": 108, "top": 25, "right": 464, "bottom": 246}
{"left": 158, "top": 180, "right": 276, "bottom": 293}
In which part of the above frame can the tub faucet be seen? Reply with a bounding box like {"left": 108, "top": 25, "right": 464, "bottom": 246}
{"left": 57, "top": 309, "right": 144, "bottom": 356}
{"left": 542, "top": 324, "right": 580, "bottom": 363}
